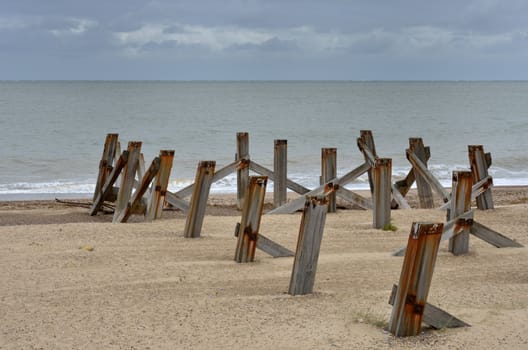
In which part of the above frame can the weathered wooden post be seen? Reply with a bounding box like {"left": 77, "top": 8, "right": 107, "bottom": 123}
{"left": 359, "top": 130, "right": 377, "bottom": 194}
{"left": 409, "top": 138, "right": 434, "bottom": 208}
{"left": 274, "top": 139, "right": 288, "bottom": 208}
{"left": 113, "top": 141, "right": 142, "bottom": 223}
{"left": 468, "top": 145, "right": 494, "bottom": 210}
{"left": 93, "top": 133, "right": 119, "bottom": 203}
{"left": 321, "top": 148, "right": 337, "bottom": 213}
{"left": 146, "top": 150, "right": 175, "bottom": 221}
{"left": 236, "top": 132, "right": 250, "bottom": 210}
{"left": 234, "top": 176, "right": 268, "bottom": 263}
{"left": 289, "top": 196, "right": 328, "bottom": 295}
{"left": 116, "top": 157, "right": 161, "bottom": 223}
{"left": 388, "top": 222, "right": 444, "bottom": 337}
{"left": 448, "top": 171, "right": 472, "bottom": 255}
{"left": 373, "top": 158, "right": 392, "bottom": 229}
{"left": 184, "top": 161, "right": 216, "bottom": 238}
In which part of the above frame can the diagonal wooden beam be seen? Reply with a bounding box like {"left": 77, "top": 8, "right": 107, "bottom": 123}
{"left": 389, "top": 284, "right": 469, "bottom": 329}
{"left": 392, "top": 211, "right": 474, "bottom": 256}
{"left": 250, "top": 161, "right": 310, "bottom": 195}
{"left": 336, "top": 187, "right": 372, "bottom": 210}
{"left": 90, "top": 150, "right": 128, "bottom": 216}
{"left": 267, "top": 162, "right": 370, "bottom": 215}
{"left": 116, "top": 157, "right": 161, "bottom": 223}
{"left": 406, "top": 149, "right": 450, "bottom": 204}
{"left": 470, "top": 222, "right": 523, "bottom": 248}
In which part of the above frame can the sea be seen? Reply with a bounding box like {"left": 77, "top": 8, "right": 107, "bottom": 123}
{"left": 1, "top": 81, "right": 527, "bottom": 200}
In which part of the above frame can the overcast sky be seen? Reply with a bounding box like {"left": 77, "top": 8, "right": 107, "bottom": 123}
{"left": 1, "top": 0, "right": 527, "bottom": 80}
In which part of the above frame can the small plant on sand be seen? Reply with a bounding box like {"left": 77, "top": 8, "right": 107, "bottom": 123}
{"left": 355, "top": 309, "right": 389, "bottom": 329}
{"left": 382, "top": 222, "right": 398, "bottom": 232}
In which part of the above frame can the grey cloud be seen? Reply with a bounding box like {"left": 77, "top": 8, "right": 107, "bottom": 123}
{"left": 229, "top": 37, "right": 299, "bottom": 53}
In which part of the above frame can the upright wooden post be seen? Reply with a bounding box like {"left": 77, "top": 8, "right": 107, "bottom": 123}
{"left": 448, "top": 171, "right": 472, "bottom": 255}
{"left": 289, "top": 196, "right": 328, "bottom": 295}
{"left": 468, "top": 145, "right": 494, "bottom": 210}
{"left": 146, "top": 150, "right": 175, "bottom": 221}
{"left": 274, "top": 139, "right": 288, "bottom": 208}
{"left": 321, "top": 148, "right": 337, "bottom": 213}
{"left": 373, "top": 158, "right": 392, "bottom": 229}
{"left": 388, "top": 222, "right": 443, "bottom": 337}
{"left": 409, "top": 138, "right": 434, "bottom": 208}
{"left": 359, "top": 130, "right": 377, "bottom": 194}
{"left": 113, "top": 141, "right": 142, "bottom": 223}
{"left": 184, "top": 161, "right": 216, "bottom": 238}
{"left": 236, "top": 132, "right": 250, "bottom": 210}
{"left": 93, "top": 133, "right": 119, "bottom": 202}
{"left": 234, "top": 176, "right": 268, "bottom": 263}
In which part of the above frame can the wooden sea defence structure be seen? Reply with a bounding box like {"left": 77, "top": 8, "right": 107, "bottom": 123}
{"left": 388, "top": 222, "right": 469, "bottom": 337}
{"left": 85, "top": 131, "right": 525, "bottom": 340}
{"left": 89, "top": 130, "right": 523, "bottom": 253}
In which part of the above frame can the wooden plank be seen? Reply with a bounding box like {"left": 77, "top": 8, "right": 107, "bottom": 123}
{"left": 184, "top": 161, "right": 216, "bottom": 238}
{"left": 408, "top": 138, "right": 435, "bottom": 208}
{"left": 212, "top": 160, "right": 239, "bottom": 183}
{"left": 113, "top": 141, "right": 142, "bottom": 223}
{"left": 236, "top": 132, "right": 250, "bottom": 210}
{"left": 267, "top": 162, "right": 369, "bottom": 215}
{"left": 469, "top": 145, "right": 494, "bottom": 209}
{"left": 470, "top": 222, "right": 524, "bottom": 248}
{"left": 392, "top": 170, "right": 416, "bottom": 209}
{"left": 257, "top": 234, "right": 294, "bottom": 258}
{"left": 336, "top": 187, "right": 372, "bottom": 210}
{"left": 373, "top": 158, "right": 392, "bottom": 229}
{"left": 392, "top": 211, "right": 474, "bottom": 257}
{"left": 438, "top": 176, "right": 493, "bottom": 211}
{"left": 93, "top": 133, "right": 119, "bottom": 203}
{"left": 165, "top": 192, "right": 190, "bottom": 212}
{"left": 448, "top": 171, "right": 472, "bottom": 255}
{"left": 389, "top": 285, "right": 469, "bottom": 329}
{"left": 117, "top": 157, "right": 161, "bottom": 223}
{"left": 338, "top": 162, "right": 370, "bottom": 186}
{"left": 321, "top": 148, "right": 337, "bottom": 212}
{"left": 249, "top": 161, "right": 310, "bottom": 194}
{"left": 391, "top": 183, "right": 411, "bottom": 210}
{"left": 289, "top": 196, "right": 328, "bottom": 295}
{"left": 357, "top": 130, "right": 377, "bottom": 194}
{"left": 146, "top": 150, "right": 175, "bottom": 221}
{"left": 388, "top": 222, "right": 443, "bottom": 337}
{"left": 274, "top": 140, "right": 288, "bottom": 208}
{"left": 89, "top": 150, "right": 128, "bottom": 215}
{"left": 407, "top": 148, "right": 450, "bottom": 204}
{"left": 234, "top": 176, "right": 268, "bottom": 262}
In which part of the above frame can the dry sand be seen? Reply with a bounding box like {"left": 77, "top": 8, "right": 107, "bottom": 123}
{"left": 1, "top": 187, "right": 527, "bottom": 349}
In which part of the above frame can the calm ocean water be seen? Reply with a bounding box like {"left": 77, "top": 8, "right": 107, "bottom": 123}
{"left": 1, "top": 81, "right": 527, "bottom": 200}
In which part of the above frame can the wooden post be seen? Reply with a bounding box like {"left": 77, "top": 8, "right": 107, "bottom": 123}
{"left": 116, "top": 157, "right": 161, "bottom": 223}
{"left": 409, "top": 138, "right": 434, "bottom": 208}
{"left": 468, "top": 145, "right": 494, "bottom": 210}
{"left": 289, "top": 196, "right": 328, "bottom": 295}
{"left": 183, "top": 161, "right": 216, "bottom": 238}
{"left": 373, "top": 158, "right": 392, "bottom": 229}
{"left": 234, "top": 176, "right": 268, "bottom": 263}
{"left": 236, "top": 132, "right": 250, "bottom": 210}
{"left": 359, "top": 130, "right": 377, "bottom": 194}
{"left": 321, "top": 148, "right": 337, "bottom": 213}
{"left": 388, "top": 222, "right": 443, "bottom": 337}
{"left": 93, "top": 133, "right": 119, "bottom": 203}
{"left": 146, "top": 150, "right": 175, "bottom": 221}
{"left": 113, "top": 141, "right": 142, "bottom": 223}
{"left": 89, "top": 150, "right": 128, "bottom": 216}
{"left": 274, "top": 139, "right": 288, "bottom": 208}
{"left": 448, "top": 171, "right": 472, "bottom": 255}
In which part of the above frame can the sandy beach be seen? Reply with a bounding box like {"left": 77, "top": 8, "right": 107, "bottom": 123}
{"left": 1, "top": 187, "right": 527, "bottom": 349}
